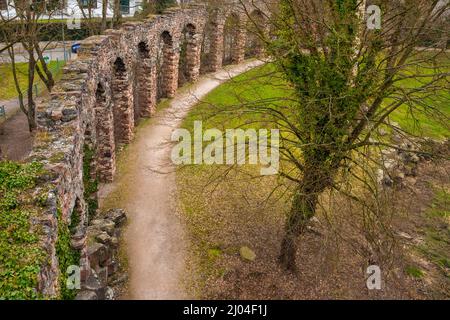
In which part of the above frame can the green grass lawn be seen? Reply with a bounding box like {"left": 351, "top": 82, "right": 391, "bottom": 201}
{"left": 389, "top": 60, "right": 450, "bottom": 139}
{"left": 183, "top": 60, "right": 449, "bottom": 139}
{"left": 182, "top": 63, "right": 290, "bottom": 131}
{"left": 0, "top": 60, "right": 65, "bottom": 101}
{"left": 390, "top": 98, "right": 449, "bottom": 139}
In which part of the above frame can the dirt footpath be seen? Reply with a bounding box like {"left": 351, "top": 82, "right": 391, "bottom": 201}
{"left": 98, "top": 60, "right": 264, "bottom": 299}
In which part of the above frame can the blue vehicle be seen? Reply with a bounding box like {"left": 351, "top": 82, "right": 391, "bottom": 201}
{"left": 71, "top": 43, "right": 81, "bottom": 54}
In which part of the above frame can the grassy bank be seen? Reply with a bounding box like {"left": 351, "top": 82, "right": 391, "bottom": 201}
{"left": 0, "top": 60, "right": 65, "bottom": 100}
{"left": 183, "top": 61, "right": 449, "bottom": 139}
{"left": 176, "top": 60, "right": 449, "bottom": 299}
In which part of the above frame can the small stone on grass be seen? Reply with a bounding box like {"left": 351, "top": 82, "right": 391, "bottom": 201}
{"left": 240, "top": 246, "right": 256, "bottom": 262}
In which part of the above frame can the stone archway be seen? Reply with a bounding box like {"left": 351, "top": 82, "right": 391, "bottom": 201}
{"left": 135, "top": 41, "right": 156, "bottom": 119}
{"left": 200, "top": 16, "right": 214, "bottom": 74}
{"left": 245, "top": 9, "right": 266, "bottom": 58}
{"left": 112, "top": 57, "right": 134, "bottom": 145}
{"left": 201, "top": 9, "right": 224, "bottom": 73}
{"left": 94, "top": 82, "right": 116, "bottom": 183}
{"left": 223, "top": 13, "right": 246, "bottom": 66}
{"left": 222, "top": 13, "right": 239, "bottom": 66}
{"left": 26, "top": 5, "right": 276, "bottom": 297}
{"left": 178, "top": 23, "right": 201, "bottom": 87}
{"left": 157, "top": 31, "right": 178, "bottom": 100}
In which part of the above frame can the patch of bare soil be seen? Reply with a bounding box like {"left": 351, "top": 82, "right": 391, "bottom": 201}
{"left": 0, "top": 111, "right": 32, "bottom": 161}
{"left": 177, "top": 157, "right": 449, "bottom": 299}
{"left": 391, "top": 159, "right": 450, "bottom": 299}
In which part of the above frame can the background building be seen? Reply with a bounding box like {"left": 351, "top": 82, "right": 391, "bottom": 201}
{"left": 0, "top": 0, "right": 143, "bottom": 19}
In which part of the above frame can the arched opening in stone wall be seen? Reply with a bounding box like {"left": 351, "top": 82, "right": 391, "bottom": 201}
{"left": 200, "top": 9, "right": 224, "bottom": 73}
{"left": 112, "top": 57, "right": 134, "bottom": 146}
{"left": 245, "top": 9, "right": 265, "bottom": 58}
{"left": 135, "top": 41, "right": 156, "bottom": 121}
{"left": 178, "top": 23, "right": 200, "bottom": 87}
{"left": 94, "top": 83, "right": 116, "bottom": 183}
{"left": 200, "top": 17, "right": 214, "bottom": 74}
{"left": 157, "top": 31, "right": 177, "bottom": 100}
{"left": 222, "top": 13, "right": 240, "bottom": 66}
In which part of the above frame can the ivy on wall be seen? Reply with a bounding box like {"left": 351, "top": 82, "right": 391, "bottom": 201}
{"left": 55, "top": 209, "right": 80, "bottom": 300}
{"left": 83, "top": 145, "right": 98, "bottom": 220}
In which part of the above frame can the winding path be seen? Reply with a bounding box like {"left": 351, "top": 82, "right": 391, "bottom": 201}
{"left": 98, "top": 60, "right": 263, "bottom": 299}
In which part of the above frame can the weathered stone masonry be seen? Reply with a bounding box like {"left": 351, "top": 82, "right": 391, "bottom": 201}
{"left": 28, "top": 2, "right": 268, "bottom": 298}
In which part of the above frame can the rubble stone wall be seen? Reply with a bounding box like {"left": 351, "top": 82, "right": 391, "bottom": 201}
{"left": 27, "top": 2, "right": 268, "bottom": 298}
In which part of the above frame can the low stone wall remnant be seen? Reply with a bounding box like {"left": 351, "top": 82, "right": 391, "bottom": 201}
{"left": 23, "top": 1, "right": 269, "bottom": 298}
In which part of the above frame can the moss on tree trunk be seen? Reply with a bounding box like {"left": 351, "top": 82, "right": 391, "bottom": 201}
{"left": 279, "top": 165, "right": 331, "bottom": 272}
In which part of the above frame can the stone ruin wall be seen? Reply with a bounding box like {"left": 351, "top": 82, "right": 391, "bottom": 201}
{"left": 27, "top": 2, "right": 269, "bottom": 298}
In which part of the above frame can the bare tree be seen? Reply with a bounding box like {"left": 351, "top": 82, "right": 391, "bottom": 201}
{"left": 112, "top": 0, "right": 122, "bottom": 26}
{"left": 73, "top": 0, "right": 100, "bottom": 35}
{"left": 0, "top": 0, "right": 62, "bottom": 131}
{"left": 200, "top": 0, "right": 449, "bottom": 272}
{"left": 102, "top": 0, "right": 108, "bottom": 31}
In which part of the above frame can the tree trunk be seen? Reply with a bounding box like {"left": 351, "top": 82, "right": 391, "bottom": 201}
{"left": 34, "top": 43, "right": 55, "bottom": 91}
{"left": 101, "top": 0, "right": 108, "bottom": 32}
{"left": 27, "top": 100, "right": 36, "bottom": 132}
{"left": 279, "top": 166, "right": 329, "bottom": 273}
{"left": 26, "top": 46, "right": 37, "bottom": 132}
{"left": 113, "top": 0, "right": 122, "bottom": 27}
{"left": 279, "top": 189, "right": 319, "bottom": 272}
{"left": 8, "top": 47, "right": 28, "bottom": 118}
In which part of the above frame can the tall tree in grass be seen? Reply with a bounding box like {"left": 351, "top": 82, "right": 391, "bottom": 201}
{"left": 238, "top": 0, "right": 449, "bottom": 272}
